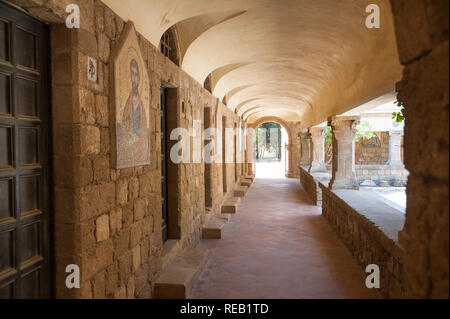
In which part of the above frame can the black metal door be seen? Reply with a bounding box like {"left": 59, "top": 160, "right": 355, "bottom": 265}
{"left": 160, "top": 87, "right": 168, "bottom": 243}
{"left": 0, "top": 1, "right": 51, "bottom": 298}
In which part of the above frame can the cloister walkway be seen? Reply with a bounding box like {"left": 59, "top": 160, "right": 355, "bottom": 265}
{"left": 191, "top": 178, "right": 378, "bottom": 299}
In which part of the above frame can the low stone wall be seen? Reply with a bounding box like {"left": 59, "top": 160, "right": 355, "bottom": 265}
{"left": 299, "top": 166, "right": 331, "bottom": 206}
{"left": 300, "top": 166, "right": 319, "bottom": 205}
{"left": 356, "top": 165, "right": 409, "bottom": 186}
{"left": 320, "top": 183, "right": 406, "bottom": 298}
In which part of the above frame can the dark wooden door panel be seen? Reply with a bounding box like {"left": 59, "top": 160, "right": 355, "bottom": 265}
{"left": 160, "top": 87, "right": 168, "bottom": 243}
{"left": 0, "top": 0, "right": 51, "bottom": 299}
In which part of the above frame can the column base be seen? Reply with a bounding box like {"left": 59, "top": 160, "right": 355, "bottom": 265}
{"left": 329, "top": 178, "right": 359, "bottom": 190}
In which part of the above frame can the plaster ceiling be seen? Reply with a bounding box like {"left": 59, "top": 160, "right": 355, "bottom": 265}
{"left": 102, "top": 0, "right": 403, "bottom": 127}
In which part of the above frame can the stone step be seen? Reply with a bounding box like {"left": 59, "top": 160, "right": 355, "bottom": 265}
{"left": 202, "top": 215, "right": 228, "bottom": 239}
{"left": 221, "top": 199, "right": 239, "bottom": 214}
{"left": 221, "top": 213, "right": 232, "bottom": 221}
{"left": 234, "top": 185, "right": 248, "bottom": 197}
{"left": 245, "top": 175, "right": 255, "bottom": 182}
{"left": 241, "top": 180, "right": 252, "bottom": 187}
{"left": 153, "top": 247, "right": 209, "bottom": 299}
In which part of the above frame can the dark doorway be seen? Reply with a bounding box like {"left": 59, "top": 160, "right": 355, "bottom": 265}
{"left": 160, "top": 87, "right": 169, "bottom": 243}
{"left": 161, "top": 86, "right": 180, "bottom": 242}
{"left": 222, "top": 116, "right": 227, "bottom": 193}
{"left": 0, "top": 1, "right": 52, "bottom": 298}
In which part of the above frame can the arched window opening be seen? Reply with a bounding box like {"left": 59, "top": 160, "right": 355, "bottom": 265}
{"left": 204, "top": 75, "right": 211, "bottom": 93}
{"left": 160, "top": 28, "right": 179, "bottom": 66}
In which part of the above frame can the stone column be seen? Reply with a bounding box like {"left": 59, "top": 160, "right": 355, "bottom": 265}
{"left": 299, "top": 130, "right": 311, "bottom": 167}
{"left": 387, "top": 130, "right": 404, "bottom": 168}
{"left": 328, "top": 116, "right": 360, "bottom": 189}
{"left": 246, "top": 127, "right": 255, "bottom": 175}
{"left": 309, "top": 127, "right": 327, "bottom": 173}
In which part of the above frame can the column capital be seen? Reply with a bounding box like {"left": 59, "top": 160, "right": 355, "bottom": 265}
{"left": 300, "top": 131, "right": 311, "bottom": 140}
{"left": 328, "top": 115, "right": 360, "bottom": 128}
{"left": 309, "top": 126, "right": 326, "bottom": 136}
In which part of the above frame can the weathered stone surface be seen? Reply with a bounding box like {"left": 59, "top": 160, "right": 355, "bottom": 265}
{"left": 96, "top": 214, "right": 110, "bottom": 242}
{"left": 233, "top": 186, "right": 248, "bottom": 197}
{"left": 202, "top": 216, "right": 228, "bottom": 239}
{"left": 391, "top": 0, "right": 449, "bottom": 299}
{"left": 299, "top": 166, "right": 331, "bottom": 206}
{"left": 12, "top": 0, "right": 299, "bottom": 300}
{"left": 328, "top": 116, "right": 360, "bottom": 190}
{"left": 320, "top": 183, "right": 405, "bottom": 298}
{"left": 154, "top": 248, "right": 209, "bottom": 299}
{"left": 309, "top": 127, "right": 327, "bottom": 173}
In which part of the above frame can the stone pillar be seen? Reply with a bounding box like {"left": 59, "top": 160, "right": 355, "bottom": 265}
{"left": 387, "top": 130, "right": 404, "bottom": 167}
{"left": 328, "top": 116, "right": 360, "bottom": 189}
{"left": 299, "top": 130, "right": 311, "bottom": 167}
{"left": 246, "top": 127, "right": 255, "bottom": 175}
{"left": 309, "top": 127, "right": 327, "bottom": 173}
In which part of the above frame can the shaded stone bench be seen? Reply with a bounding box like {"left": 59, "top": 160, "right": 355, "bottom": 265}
{"left": 202, "top": 214, "right": 231, "bottom": 239}
{"left": 241, "top": 180, "right": 252, "bottom": 187}
{"left": 233, "top": 185, "right": 248, "bottom": 197}
{"left": 221, "top": 197, "right": 240, "bottom": 214}
{"left": 153, "top": 247, "right": 209, "bottom": 299}
{"left": 319, "top": 182, "right": 406, "bottom": 298}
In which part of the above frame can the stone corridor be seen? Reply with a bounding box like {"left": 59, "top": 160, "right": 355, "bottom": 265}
{"left": 191, "top": 178, "right": 377, "bottom": 299}
{"left": 0, "top": 0, "right": 447, "bottom": 300}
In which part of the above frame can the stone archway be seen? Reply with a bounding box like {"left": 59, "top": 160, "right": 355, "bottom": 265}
{"left": 247, "top": 116, "right": 301, "bottom": 178}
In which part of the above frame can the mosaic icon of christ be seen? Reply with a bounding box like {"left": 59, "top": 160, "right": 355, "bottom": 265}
{"left": 117, "top": 58, "right": 150, "bottom": 166}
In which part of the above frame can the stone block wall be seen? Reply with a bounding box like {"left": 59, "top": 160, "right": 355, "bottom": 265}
{"left": 299, "top": 166, "right": 318, "bottom": 205}
{"left": 320, "top": 184, "right": 405, "bottom": 298}
{"left": 8, "top": 0, "right": 244, "bottom": 298}
{"left": 204, "top": 100, "right": 243, "bottom": 215}
{"left": 355, "top": 132, "right": 405, "bottom": 166}
{"left": 390, "top": 0, "right": 449, "bottom": 298}
{"left": 299, "top": 166, "right": 331, "bottom": 206}
{"left": 355, "top": 165, "right": 409, "bottom": 186}
{"left": 355, "top": 132, "right": 389, "bottom": 165}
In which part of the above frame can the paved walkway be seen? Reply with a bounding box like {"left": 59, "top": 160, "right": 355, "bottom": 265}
{"left": 191, "top": 178, "right": 378, "bottom": 299}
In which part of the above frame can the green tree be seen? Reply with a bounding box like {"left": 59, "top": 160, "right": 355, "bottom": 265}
{"left": 355, "top": 120, "right": 375, "bottom": 142}
{"left": 324, "top": 120, "right": 375, "bottom": 144}
{"left": 392, "top": 101, "right": 405, "bottom": 123}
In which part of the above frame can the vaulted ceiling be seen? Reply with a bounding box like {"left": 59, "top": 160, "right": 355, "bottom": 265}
{"left": 102, "top": 0, "right": 403, "bottom": 128}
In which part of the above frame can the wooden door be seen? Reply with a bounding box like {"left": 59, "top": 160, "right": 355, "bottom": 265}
{"left": 0, "top": 1, "right": 51, "bottom": 299}
{"left": 160, "top": 87, "right": 168, "bottom": 243}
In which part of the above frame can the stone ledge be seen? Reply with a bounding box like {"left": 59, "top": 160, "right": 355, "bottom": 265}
{"left": 160, "top": 239, "right": 182, "bottom": 271}
{"left": 320, "top": 183, "right": 405, "bottom": 252}
{"left": 202, "top": 215, "right": 229, "bottom": 239}
{"left": 299, "top": 166, "right": 331, "bottom": 206}
{"left": 153, "top": 247, "right": 209, "bottom": 299}
{"left": 241, "top": 180, "right": 252, "bottom": 187}
{"left": 233, "top": 185, "right": 248, "bottom": 197}
{"left": 332, "top": 189, "right": 403, "bottom": 249}
{"left": 319, "top": 182, "right": 406, "bottom": 297}
{"left": 245, "top": 175, "right": 255, "bottom": 182}
{"left": 221, "top": 198, "right": 240, "bottom": 214}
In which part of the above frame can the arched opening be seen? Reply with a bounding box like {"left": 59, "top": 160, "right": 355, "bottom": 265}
{"left": 159, "top": 27, "right": 180, "bottom": 66}
{"left": 253, "top": 122, "right": 289, "bottom": 179}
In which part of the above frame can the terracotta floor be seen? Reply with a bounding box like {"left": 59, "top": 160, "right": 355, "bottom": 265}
{"left": 190, "top": 178, "right": 379, "bottom": 299}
